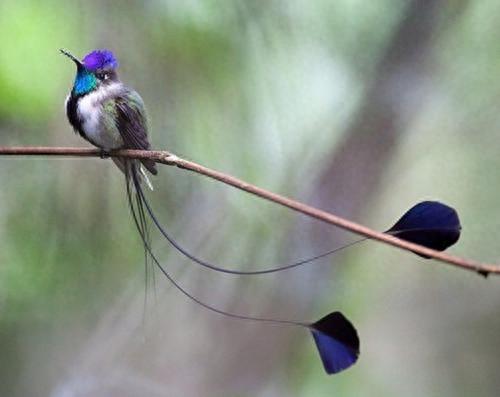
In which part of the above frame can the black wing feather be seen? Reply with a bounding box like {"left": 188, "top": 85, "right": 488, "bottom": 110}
{"left": 115, "top": 92, "right": 157, "bottom": 175}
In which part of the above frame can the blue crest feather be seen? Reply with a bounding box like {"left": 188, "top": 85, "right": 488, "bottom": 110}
{"left": 83, "top": 49, "right": 118, "bottom": 71}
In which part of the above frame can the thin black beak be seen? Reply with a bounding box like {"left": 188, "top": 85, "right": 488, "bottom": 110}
{"left": 60, "top": 49, "right": 84, "bottom": 69}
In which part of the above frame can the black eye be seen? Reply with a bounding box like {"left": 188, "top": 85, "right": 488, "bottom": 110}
{"left": 96, "top": 73, "right": 107, "bottom": 80}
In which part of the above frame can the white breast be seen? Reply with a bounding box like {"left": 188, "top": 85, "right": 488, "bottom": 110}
{"left": 76, "top": 83, "right": 124, "bottom": 149}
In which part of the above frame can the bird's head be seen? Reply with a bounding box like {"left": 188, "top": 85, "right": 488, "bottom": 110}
{"left": 61, "top": 49, "right": 119, "bottom": 95}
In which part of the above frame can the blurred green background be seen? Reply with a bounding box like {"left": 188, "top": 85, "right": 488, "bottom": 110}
{"left": 1, "top": 0, "right": 500, "bottom": 396}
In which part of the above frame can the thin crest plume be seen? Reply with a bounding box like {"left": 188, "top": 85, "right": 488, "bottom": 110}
{"left": 82, "top": 49, "right": 118, "bottom": 71}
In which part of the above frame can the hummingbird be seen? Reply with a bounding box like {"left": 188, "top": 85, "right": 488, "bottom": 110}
{"left": 59, "top": 50, "right": 465, "bottom": 376}
{"left": 61, "top": 48, "right": 157, "bottom": 187}
{"left": 60, "top": 48, "right": 364, "bottom": 375}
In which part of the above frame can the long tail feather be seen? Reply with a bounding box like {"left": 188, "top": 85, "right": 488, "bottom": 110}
{"left": 131, "top": 172, "right": 367, "bottom": 275}
{"left": 125, "top": 165, "right": 155, "bottom": 321}
{"left": 127, "top": 163, "right": 305, "bottom": 326}
{"left": 128, "top": 165, "right": 360, "bottom": 376}
{"left": 132, "top": 179, "right": 462, "bottom": 276}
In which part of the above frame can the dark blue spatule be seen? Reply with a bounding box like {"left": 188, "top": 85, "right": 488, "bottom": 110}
{"left": 309, "top": 312, "right": 360, "bottom": 375}
{"left": 386, "top": 201, "right": 461, "bottom": 258}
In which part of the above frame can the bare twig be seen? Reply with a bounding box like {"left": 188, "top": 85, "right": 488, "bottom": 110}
{"left": 1, "top": 145, "right": 498, "bottom": 277}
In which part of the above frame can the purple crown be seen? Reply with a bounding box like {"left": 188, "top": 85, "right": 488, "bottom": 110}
{"left": 82, "top": 49, "right": 118, "bottom": 71}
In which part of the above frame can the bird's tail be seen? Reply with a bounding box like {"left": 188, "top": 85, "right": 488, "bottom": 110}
{"left": 128, "top": 172, "right": 463, "bottom": 277}
{"left": 127, "top": 163, "right": 368, "bottom": 276}
{"left": 125, "top": 162, "right": 315, "bottom": 325}
{"left": 125, "top": 163, "right": 359, "bottom": 376}
{"left": 114, "top": 158, "right": 154, "bottom": 190}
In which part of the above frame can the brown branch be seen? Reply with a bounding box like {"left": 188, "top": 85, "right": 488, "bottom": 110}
{"left": 1, "top": 145, "right": 498, "bottom": 277}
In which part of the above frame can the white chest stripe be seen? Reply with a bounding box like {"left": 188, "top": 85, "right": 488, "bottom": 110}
{"left": 77, "top": 83, "right": 123, "bottom": 148}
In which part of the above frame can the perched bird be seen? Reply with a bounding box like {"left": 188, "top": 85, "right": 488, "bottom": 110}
{"left": 60, "top": 48, "right": 362, "bottom": 376}
{"left": 60, "top": 50, "right": 464, "bottom": 377}
{"left": 61, "top": 49, "right": 157, "bottom": 187}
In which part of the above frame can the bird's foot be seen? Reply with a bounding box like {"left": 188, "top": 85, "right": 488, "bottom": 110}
{"left": 100, "top": 149, "right": 110, "bottom": 159}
